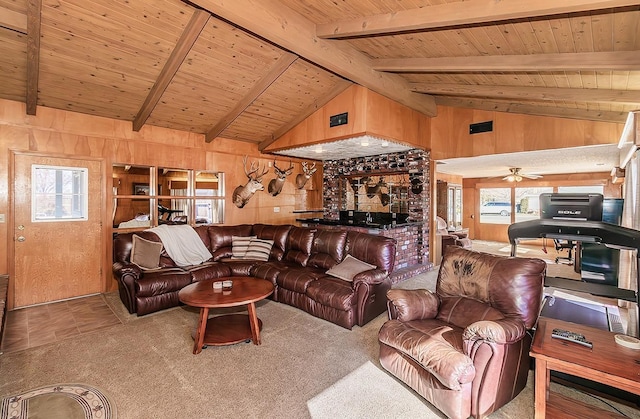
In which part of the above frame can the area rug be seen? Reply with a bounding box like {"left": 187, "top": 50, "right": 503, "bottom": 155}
{"left": 307, "top": 361, "right": 444, "bottom": 418}
{"left": 0, "top": 384, "right": 115, "bottom": 419}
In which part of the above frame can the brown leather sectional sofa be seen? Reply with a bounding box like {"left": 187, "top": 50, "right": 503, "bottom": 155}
{"left": 112, "top": 224, "right": 397, "bottom": 329}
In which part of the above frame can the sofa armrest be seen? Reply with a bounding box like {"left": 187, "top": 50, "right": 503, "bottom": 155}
{"left": 352, "top": 268, "right": 388, "bottom": 285}
{"left": 113, "top": 261, "right": 142, "bottom": 279}
{"left": 385, "top": 289, "right": 439, "bottom": 322}
{"left": 462, "top": 318, "right": 526, "bottom": 345}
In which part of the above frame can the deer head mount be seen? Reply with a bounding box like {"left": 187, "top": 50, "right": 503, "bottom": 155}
{"left": 295, "top": 161, "right": 317, "bottom": 189}
{"left": 232, "top": 156, "right": 269, "bottom": 208}
{"left": 268, "top": 160, "right": 294, "bottom": 196}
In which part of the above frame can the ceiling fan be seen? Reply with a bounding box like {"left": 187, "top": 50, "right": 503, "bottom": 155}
{"left": 503, "top": 167, "right": 542, "bottom": 182}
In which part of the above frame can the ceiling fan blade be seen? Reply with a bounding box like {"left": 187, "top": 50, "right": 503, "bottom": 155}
{"left": 522, "top": 173, "right": 543, "bottom": 179}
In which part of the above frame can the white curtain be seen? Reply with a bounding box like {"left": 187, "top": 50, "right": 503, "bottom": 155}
{"left": 619, "top": 151, "right": 639, "bottom": 336}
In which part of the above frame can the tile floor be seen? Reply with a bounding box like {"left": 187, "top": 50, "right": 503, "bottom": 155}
{"left": 1, "top": 293, "right": 121, "bottom": 354}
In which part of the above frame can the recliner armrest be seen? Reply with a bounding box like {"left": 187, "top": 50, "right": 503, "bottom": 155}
{"left": 462, "top": 318, "right": 526, "bottom": 345}
{"left": 113, "top": 261, "right": 142, "bottom": 278}
{"left": 352, "top": 268, "right": 388, "bottom": 285}
{"left": 386, "top": 289, "right": 439, "bottom": 321}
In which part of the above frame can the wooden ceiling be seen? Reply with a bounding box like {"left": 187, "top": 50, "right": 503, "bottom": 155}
{"left": 1, "top": 0, "right": 638, "bottom": 150}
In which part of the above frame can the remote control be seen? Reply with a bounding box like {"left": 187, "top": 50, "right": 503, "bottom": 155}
{"left": 551, "top": 328, "right": 593, "bottom": 349}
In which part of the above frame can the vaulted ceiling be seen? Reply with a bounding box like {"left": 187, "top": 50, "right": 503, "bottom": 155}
{"left": 1, "top": 0, "right": 638, "bottom": 155}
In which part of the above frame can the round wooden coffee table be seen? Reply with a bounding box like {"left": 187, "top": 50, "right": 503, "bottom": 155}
{"left": 178, "top": 276, "right": 274, "bottom": 354}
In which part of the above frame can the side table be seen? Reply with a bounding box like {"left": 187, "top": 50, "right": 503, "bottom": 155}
{"left": 530, "top": 317, "right": 640, "bottom": 418}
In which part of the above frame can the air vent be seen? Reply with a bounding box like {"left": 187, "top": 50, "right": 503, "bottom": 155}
{"left": 329, "top": 112, "right": 348, "bottom": 127}
{"left": 469, "top": 120, "right": 493, "bottom": 134}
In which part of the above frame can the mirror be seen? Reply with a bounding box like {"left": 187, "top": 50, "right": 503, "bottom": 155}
{"left": 341, "top": 173, "right": 409, "bottom": 213}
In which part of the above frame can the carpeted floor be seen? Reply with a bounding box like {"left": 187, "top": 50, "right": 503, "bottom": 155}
{"left": 1, "top": 271, "right": 638, "bottom": 418}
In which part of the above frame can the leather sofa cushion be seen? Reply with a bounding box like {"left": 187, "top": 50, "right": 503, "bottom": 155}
{"left": 284, "top": 227, "right": 315, "bottom": 266}
{"left": 378, "top": 320, "right": 475, "bottom": 391}
{"left": 437, "top": 296, "right": 504, "bottom": 330}
{"left": 307, "top": 229, "right": 348, "bottom": 269}
{"left": 136, "top": 269, "right": 192, "bottom": 297}
{"left": 305, "top": 277, "right": 354, "bottom": 310}
{"left": 346, "top": 231, "right": 396, "bottom": 273}
{"left": 251, "top": 261, "right": 290, "bottom": 284}
{"left": 186, "top": 262, "right": 232, "bottom": 282}
{"left": 208, "top": 225, "right": 253, "bottom": 260}
{"left": 252, "top": 224, "right": 292, "bottom": 261}
{"left": 276, "top": 268, "right": 325, "bottom": 294}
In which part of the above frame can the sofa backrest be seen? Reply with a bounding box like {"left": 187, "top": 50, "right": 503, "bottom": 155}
{"left": 436, "top": 246, "right": 546, "bottom": 330}
{"left": 251, "top": 224, "right": 293, "bottom": 261}
{"left": 307, "top": 229, "right": 348, "bottom": 270}
{"left": 346, "top": 231, "right": 396, "bottom": 273}
{"left": 206, "top": 224, "right": 253, "bottom": 261}
{"left": 283, "top": 226, "right": 315, "bottom": 266}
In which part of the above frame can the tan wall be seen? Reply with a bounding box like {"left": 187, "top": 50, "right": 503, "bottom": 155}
{"left": 0, "top": 99, "right": 322, "bottom": 282}
{"left": 431, "top": 106, "right": 624, "bottom": 160}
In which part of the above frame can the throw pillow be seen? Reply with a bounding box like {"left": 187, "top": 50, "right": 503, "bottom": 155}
{"left": 326, "top": 254, "right": 376, "bottom": 282}
{"left": 244, "top": 238, "right": 274, "bottom": 261}
{"left": 131, "top": 235, "right": 163, "bottom": 270}
{"left": 231, "top": 236, "right": 256, "bottom": 259}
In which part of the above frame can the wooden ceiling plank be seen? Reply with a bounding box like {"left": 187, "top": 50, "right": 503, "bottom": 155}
{"left": 205, "top": 52, "right": 298, "bottom": 143}
{"left": 259, "top": 78, "right": 352, "bottom": 151}
{"left": 132, "top": 9, "right": 210, "bottom": 132}
{"left": 187, "top": 0, "right": 437, "bottom": 117}
{"left": 25, "top": 0, "right": 41, "bottom": 115}
{"left": 412, "top": 83, "right": 640, "bottom": 104}
{"left": 316, "top": 0, "right": 640, "bottom": 39}
{"left": 435, "top": 96, "right": 629, "bottom": 123}
{"left": 373, "top": 51, "right": 640, "bottom": 72}
{"left": 1, "top": 6, "right": 27, "bottom": 33}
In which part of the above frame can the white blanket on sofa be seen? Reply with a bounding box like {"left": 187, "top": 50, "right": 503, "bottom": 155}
{"left": 147, "top": 224, "right": 212, "bottom": 267}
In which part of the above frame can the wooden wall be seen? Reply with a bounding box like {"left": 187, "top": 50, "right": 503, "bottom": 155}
{"left": 431, "top": 106, "right": 624, "bottom": 161}
{"left": 0, "top": 99, "right": 322, "bottom": 290}
{"left": 267, "top": 85, "right": 431, "bottom": 151}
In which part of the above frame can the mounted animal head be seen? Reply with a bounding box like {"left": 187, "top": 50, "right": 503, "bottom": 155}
{"left": 295, "top": 161, "right": 317, "bottom": 189}
{"left": 268, "top": 160, "right": 294, "bottom": 196}
{"left": 232, "top": 156, "right": 269, "bottom": 208}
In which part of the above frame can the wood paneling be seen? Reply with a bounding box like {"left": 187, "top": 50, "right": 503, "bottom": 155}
{"left": 267, "top": 85, "right": 431, "bottom": 151}
{"left": 431, "top": 105, "right": 624, "bottom": 160}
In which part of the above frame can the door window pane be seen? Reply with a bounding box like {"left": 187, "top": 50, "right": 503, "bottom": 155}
{"left": 32, "top": 165, "right": 88, "bottom": 221}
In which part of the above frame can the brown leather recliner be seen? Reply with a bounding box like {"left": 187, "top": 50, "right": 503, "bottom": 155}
{"left": 378, "top": 246, "right": 546, "bottom": 419}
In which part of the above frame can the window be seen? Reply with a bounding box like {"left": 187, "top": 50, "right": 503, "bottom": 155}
{"left": 479, "top": 188, "right": 511, "bottom": 224}
{"left": 32, "top": 165, "right": 88, "bottom": 222}
{"left": 515, "top": 187, "right": 553, "bottom": 222}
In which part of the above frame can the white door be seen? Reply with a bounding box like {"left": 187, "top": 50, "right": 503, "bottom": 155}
{"left": 12, "top": 153, "right": 103, "bottom": 307}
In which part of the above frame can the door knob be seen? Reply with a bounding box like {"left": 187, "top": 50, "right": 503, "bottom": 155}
{"left": 17, "top": 225, "right": 25, "bottom": 230}
{"left": 16, "top": 236, "right": 25, "bottom": 242}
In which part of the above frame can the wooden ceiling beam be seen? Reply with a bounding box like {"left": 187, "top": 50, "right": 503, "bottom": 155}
{"left": 132, "top": 9, "right": 210, "bottom": 132}
{"left": 374, "top": 51, "right": 640, "bottom": 72}
{"left": 412, "top": 83, "right": 640, "bottom": 105}
{"left": 186, "top": 0, "right": 437, "bottom": 117}
{"left": 317, "top": 0, "right": 640, "bottom": 39}
{"left": 205, "top": 52, "right": 298, "bottom": 143}
{"left": 435, "top": 96, "right": 629, "bottom": 123}
{"left": 0, "top": 7, "right": 27, "bottom": 33}
{"left": 26, "top": 0, "right": 42, "bottom": 116}
{"left": 259, "top": 78, "right": 352, "bottom": 151}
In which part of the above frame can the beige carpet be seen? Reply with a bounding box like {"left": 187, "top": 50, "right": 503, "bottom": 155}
{"left": 1, "top": 271, "right": 638, "bottom": 418}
